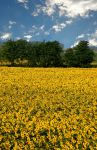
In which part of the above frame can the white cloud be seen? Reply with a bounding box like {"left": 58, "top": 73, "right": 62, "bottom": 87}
{"left": 31, "top": 12, "right": 39, "bottom": 17}
{"left": 17, "top": 0, "right": 29, "bottom": 9}
{"left": 32, "top": 25, "right": 37, "bottom": 29}
{"left": 65, "top": 20, "right": 73, "bottom": 24}
{"left": 33, "top": 0, "right": 97, "bottom": 18}
{"left": 71, "top": 30, "right": 97, "bottom": 48}
{"left": 42, "top": 6, "right": 55, "bottom": 16}
{"left": 23, "top": 4, "right": 29, "bottom": 9}
{"left": 40, "top": 25, "right": 45, "bottom": 30}
{"left": 31, "top": 5, "right": 42, "bottom": 17}
{"left": 71, "top": 40, "right": 80, "bottom": 48}
{"left": 51, "top": 19, "right": 73, "bottom": 33}
{"left": 52, "top": 23, "right": 66, "bottom": 32}
{"left": 8, "top": 21, "right": 16, "bottom": 29}
{"left": 77, "top": 34, "right": 85, "bottom": 39}
{"left": 17, "top": 0, "right": 28, "bottom": 3}
{"left": 89, "top": 30, "right": 97, "bottom": 46}
{"left": 24, "top": 35, "right": 32, "bottom": 41}
{"left": 9, "top": 21, "right": 16, "bottom": 25}
{"left": 24, "top": 25, "right": 38, "bottom": 35}
{"left": 32, "top": 3, "right": 55, "bottom": 17}
{"left": 0, "top": 33, "right": 12, "bottom": 40}
{"left": 89, "top": 39, "right": 97, "bottom": 46}
{"left": 26, "top": 25, "right": 46, "bottom": 36}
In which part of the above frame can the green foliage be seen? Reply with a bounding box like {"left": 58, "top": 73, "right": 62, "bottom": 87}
{"left": 0, "top": 44, "right": 5, "bottom": 60}
{"left": 0, "top": 39, "right": 95, "bottom": 67}
{"left": 27, "top": 42, "right": 42, "bottom": 66}
{"left": 15, "top": 39, "right": 28, "bottom": 60}
{"left": 74, "top": 41, "right": 94, "bottom": 67}
{"left": 94, "top": 52, "right": 97, "bottom": 62}
{"left": 64, "top": 41, "right": 94, "bottom": 67}
{"left": 64, "top": 48, "right": 76, "bottom": 67}
{"left": 27, "top": 41, "right": 63, "bottom": 67}
{"left": 45, "top": 41, "right": 63, "bottom": 67}
{"left": 2, "top": 40, "right": 17, "bottom": 65}
{"left": 1, "top": 40, "right": 63, "bottom": 67}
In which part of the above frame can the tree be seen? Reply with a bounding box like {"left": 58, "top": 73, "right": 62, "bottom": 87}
{"left": 74, "top": 41, "right": 94, "bottom": 67}
{"left": 27, "top": 41, "right": 63, "bottom": 67}
{"left": 64, "top": 48, "right": 77, "bottom": 67}
{"left": 0, "top": 44, "right": 4, "bottom": 61}
{"left": 36, "top": 41, "right": 47, "bottom": 67}
{"left": 15, "top": 39, "right": 28, "bottom": 61}
{"left": 26, "top": 42, "right": 42, "bottom": 67}
{"left": 45, "top": 41, "right": 63, "bottom": 67}
{"left": 2, "top": 40, "right": 17, "bottom": 65}
{"left": 64, "top": 41, "right": 94, "bottom": 67}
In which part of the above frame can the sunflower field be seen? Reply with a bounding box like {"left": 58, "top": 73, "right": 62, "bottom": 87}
{"left": 0, "top": 67, "right": 97, "bottom": 150}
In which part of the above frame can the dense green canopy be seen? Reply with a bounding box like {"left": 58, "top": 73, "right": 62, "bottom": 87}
{"left": 0, "top": 40, "right": 95, "bottom": 67}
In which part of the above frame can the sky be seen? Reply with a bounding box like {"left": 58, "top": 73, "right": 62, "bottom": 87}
{"left": 0, "top": 0, "right": 97, "bottom": 48}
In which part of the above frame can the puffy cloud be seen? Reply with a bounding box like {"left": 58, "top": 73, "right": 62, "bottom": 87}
{"left": 17, "top": 0, "right": 28, "bottom": 3}
{"left": 17, "top": 0, "right": 29, "bottom": 9}
{"left": 32, "top": 3, "right": 55, "bottom": 17}
{"left": 8, "top": 21, "right": 16, "bottom": 29}
{"left": 40, "top": 25, "right": 45, "bottom": 30}
{"left": 31, "top": 4, "right": 41, "bottom": 16}
{"left": 89, "top": 30, "right": 97, "bottom": 46}
{"left": 77, "top": 34, "right": 85, "bottom": 39}
{"left": 51, "top": 19, "right": 72, "bottom": 33}
{"left": 52, "top": 23, "right": 66, "bottom": 32}
{"left": 42, "top": 6, "right": 55, "bottom": 16}
{"left": 24, "top": 35, "right": 32, "bottom": 41}
{"left": 25, "top": 25, "right": 46, "bottom": 36}
{"left": 71, "top": 40, "right": 80, "bottom": 48}
{"left": 9, "top": 21, "right": 16, "bottom": 25}
{"left": 71, "top": 30, "right": 97, "bottom": 48}
{"left": 65, "top": 20, "right": 73, "bottom": 24}
{"left": 0, "top": 33, "right": 12, "bottom": 40}
{"left": 23, "top": 4, "right": 29, "bottom": 9}
{"left": 33, "top": 0, "right": 97, "bottom": 18}
{"left": 31, "top": 12, "right": 39, "bottom": 17}
{"left": 73, "top": 30, "right": 97, "bottom": 47}
{"left": 89, "top": 39, "right": 97, "bottom": 46}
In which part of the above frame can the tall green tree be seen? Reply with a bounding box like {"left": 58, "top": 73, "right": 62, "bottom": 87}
{"left": 45, "top": 41, "right": 63, "bottom": 67}
{"left": 15, "top": 39, "right": 28, "bottom": 61}
{"left": 64, "top": 41, "right": 94, "bottom": 67}
{"left": 2, "top": 40, "right": 17, "bottom": 65}
{"left": 0, "top": 44, "right": 4, "bottom": 61}
{"left": 26, "top": 42, "right": 42, "bottom": 66}
{"left": 64, "top": 48, "right": 77, "bottom": 67}
{"left": 27, "top": 41, "right": 63, "bottom": 67}
{"left": 74, "top": 41, "right": 94, "bottom": 67}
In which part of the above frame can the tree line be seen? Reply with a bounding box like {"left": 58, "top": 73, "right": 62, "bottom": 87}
{"left": 0, "top": 39, "right": 95, "bottom": 67}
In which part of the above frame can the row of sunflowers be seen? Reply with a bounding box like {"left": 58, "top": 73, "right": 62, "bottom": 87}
{"left": 0, "top": 67, "right": 97, "bottom": 149}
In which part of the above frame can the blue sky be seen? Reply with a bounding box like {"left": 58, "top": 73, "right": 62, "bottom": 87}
{"left": 0, "top": 0, "right": 97, "bottom": 48}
